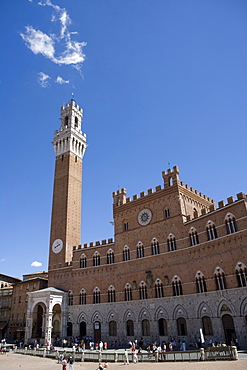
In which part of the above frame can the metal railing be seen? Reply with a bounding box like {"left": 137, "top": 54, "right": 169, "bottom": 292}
{"left": 13, "top": 346, "right": 238, "bottom": 362}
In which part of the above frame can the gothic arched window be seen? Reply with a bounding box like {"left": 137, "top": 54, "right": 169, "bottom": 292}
{"left": 123, "top": 245, "right": 130, "bottom": 261}
{"left": 93, "top": 287, "right": 100, "bottom": 304}
{"left": 154, "top": 278, "right": 164, "bottom": 298}
{"left": 189, "top": 227, "right": 199, "bottom": 246}
{"left": 124, "top": 283, "right": 132, "bottom": 301}
{"left": 108, "top": 285, "right": 116, "bottom": 302}
{"left": 235, "top": 262, "right": 247, "bottom": 287}
{"left": 137, "top": 242, "right": 144, "bottom": 258}
{"left": 172, "top": 276, "right": 183, "bottom": 296}
{"left": 195, "top": 271, "right": 207, "bottom": 293}
{"left": 225, "top": 213, "right": 238, "bottom": 234}
{"left": 107, "top": 249, "right": 114, "bottom": 264}
{"left": 80, "top": 254, "right": 87, "bottom": 268}
{"left": 79, "top": 289, "right": 86, "bottom": 305}
{"left": 214, "top": 267, "right": 227, "bottom": 290}
{"left": 93, "top": 252, "right": 100, "bottom": 267}
{"left": 139, "top": 281, "right": 148, "bottom": 300}
{"left": 167, "top": 234, "right": 177, "bottom": 251}
{"left": 206, "top": 221, "right": 218, "bottom": 241}
{"left": 151, "top": 238, "right": 160, "bottom": 255}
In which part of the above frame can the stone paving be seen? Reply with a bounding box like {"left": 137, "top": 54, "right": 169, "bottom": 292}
{"left": 0, "top": 353, "right": 247, "bottom": 370}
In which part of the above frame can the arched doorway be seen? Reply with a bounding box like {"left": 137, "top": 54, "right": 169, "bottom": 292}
{"left": 32, "top": 303, "right": 45, "bottom": 339}
{"left": 126, "top": 320, "right": 134, "bottom": 337}
{"left": 158, "top": 318, "right": 168, "bottom": 336}
{"left": 52, "top": 304, "right": 62, "bottom": 339}
{"left": 94, "top": 321, "right": 101, "bottom": 343}
{"left": 67, "top": 322, "right": 73, "bottom": 337}
{"left": 80, "top": 321, "right": 86, "bottom": 337}
{"left": 222, "top": 314, "right": 236, "bottom": 345}
{"left": 177, "top": 317, "right": 187, "bottom": 336}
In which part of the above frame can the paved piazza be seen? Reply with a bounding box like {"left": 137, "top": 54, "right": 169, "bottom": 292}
{"left": 0, "top": 353, "right": 247, "bottom": 370}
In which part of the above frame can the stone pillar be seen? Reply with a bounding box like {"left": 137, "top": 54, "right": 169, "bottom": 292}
{"left": 24, "top": 314, "right": 33, "bottom": 344}
{"left": 61, "top": 312, "right": 67, "bottom": 339}
{"left": 200, "top": 348, "right": 205, "bottom": 361}
{"left": 232, "top": 346, "right": 238, "bottom": 360}
{"left": 45, "top": 312, "right": 53, "bottom": 345}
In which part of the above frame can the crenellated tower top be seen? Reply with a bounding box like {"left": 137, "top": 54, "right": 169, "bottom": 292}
{"left": 52, "top": 99, "right": 87, "bottom": 159}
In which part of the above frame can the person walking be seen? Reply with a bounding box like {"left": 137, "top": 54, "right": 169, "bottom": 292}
{"left": 124, "top": 348, "right": 129, "bottom": 365}
{"left": 61, "top": 358, "right": 67, "bottom": 370}
{"left": 67, "top": 356, "right": 74, "bottom": 370}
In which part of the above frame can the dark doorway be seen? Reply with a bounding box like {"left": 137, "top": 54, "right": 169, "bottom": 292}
{"left": 222, "top": 314, "right": 236, "bottom": 345}
{"left": 126, "top": 320, "right": 134, "bottom": 336}
{"left": 67, "top": 322, "right": 73, "bottom": 337}
{"left": 158, "top": 318, "right": 168, "bottom": 336}
{"left": 80, "top": 321, "right": 86, "bottom": 337}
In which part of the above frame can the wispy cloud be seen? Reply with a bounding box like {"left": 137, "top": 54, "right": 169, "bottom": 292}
{"left": 38, "top": 72, "right": 51, "bottom": 87}
{"left": 0, "top": 259, "right": 6, "bottom": 262}
{"left": 31, "top": 261, "right": 42, "bottom": 267}
{"left": 21, "top": 0, "right": 86, "bottom": 81}
{"left": 56, "top": 76, "right": 70, "bottom": 84}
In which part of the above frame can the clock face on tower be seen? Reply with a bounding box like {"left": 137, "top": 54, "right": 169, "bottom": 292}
{"left": 52, "top": 238, "right": 63, "bottom": 254}
{"left": 138, "top": 209, "right": 152, "bottom": 226}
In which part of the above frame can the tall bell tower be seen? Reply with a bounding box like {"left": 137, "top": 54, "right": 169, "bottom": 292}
{"left": 48, "top": 99, "right": 87, "bottom": 270}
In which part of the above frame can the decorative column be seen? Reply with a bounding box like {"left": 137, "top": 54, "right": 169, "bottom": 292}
{"left": 45, "top": 311, "right": 53, "bottom": 345}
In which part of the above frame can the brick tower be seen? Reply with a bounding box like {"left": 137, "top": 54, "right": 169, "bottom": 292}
{"left": 48, "top": 99, "right": 87, "bottom": 271}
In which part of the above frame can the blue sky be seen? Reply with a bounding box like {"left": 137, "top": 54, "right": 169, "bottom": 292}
{"left": 1, "top": 0, "right": 246, "bottom": 279}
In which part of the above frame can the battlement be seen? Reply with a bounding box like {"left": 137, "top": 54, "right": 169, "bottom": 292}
{"left": 186, "top": 192, "right": 246, "bottom": 222}
{"left": 162, "top": 165, "right": 180, "bottom": 187}
{"left": 179, "top": 182, "right": 214, "bottom": 203}
{"left": 113, "top": 166, "right": 215, "bottom": 207}
{"left": 72, "top": 238, "right": 114, "bottom": 251}
{"left": 61, "top": 98, "right": 83, "bottom": 114}
{"left": 217, "top": 192, "right": 247, "bottom": 208}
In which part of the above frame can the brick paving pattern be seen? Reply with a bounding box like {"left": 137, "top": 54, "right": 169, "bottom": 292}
{"left": 0, "top": 353, "right": 247, "bottom": 370}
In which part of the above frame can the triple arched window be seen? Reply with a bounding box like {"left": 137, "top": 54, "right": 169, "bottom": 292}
{"left": 80, "top": 254, "right": 87, "bottom": 268}
{"left": 151, "top": 238, "right": 160, "bottom": 255}
{"left": 236, "top": 262, "right": 247, "bottom": 287}
{"left": 93, "top": 287, "right": 100, "bottom": 304}
{"left": 225, "top": 213, "right": 238, "bottom": 234}
{"left": 108, "top": 285, "right": 116, "bottom": 302}
{"left": 167, "top": 234, "right": 177, "bottom": 251}
{"left": 125, "top": 283, "right": 132, "bottom": 301}
{"left": 172, "top": 276, "right": 183, "bottom": 296}
{"left": 206, "top": 221, "right": 218, "bottom": 241}
{"left": 139, "top": 281, "right": 148, "bottom": 300}
{"left": 189, "top": 228, "right": 199, "bottom": 246}
{"left": 79, "top": 289, "right": 86, "bottom": 305}
{"left": 123, "top": 245, "right": 130, "bottom": 261}
{"left": 107, "top": 249, "right": 114, "bottom": 264}
{"left": 137, "top": 242, "right": 145, "bottom": 258}
{"left": 214, "top": 267, "right": 226, "bottom": 290}
{"left": 93, "top": 252, "right": 100, "bottom": 267}
{"left": 195, "top": 271, "right": 207, "bottom": 293}
{"left": 154, "top": 278, "right": 164, "bottom": 298}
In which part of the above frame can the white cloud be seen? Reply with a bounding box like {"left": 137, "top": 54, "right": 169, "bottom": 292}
{"left": 20, "top": 26, "right": 55, "bottom": 60}
{"left": 31, "top": 261, "right": 42, "bottom": 267}
{"left": 56, "top": 76, "right": 70, "bottom": 84}
{"left": 38, "top": 72, "right": 51, "bottom": 87}
{"left": 0, "top": 259, "right": 5, "bottom": 262}
{"left": 21, "top": 0, "right": 87, "bottom": 77}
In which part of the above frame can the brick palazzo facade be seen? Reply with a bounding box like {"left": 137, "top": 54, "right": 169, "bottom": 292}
{"left": 25, "top": 100, "right": 247, "bottom": 348}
